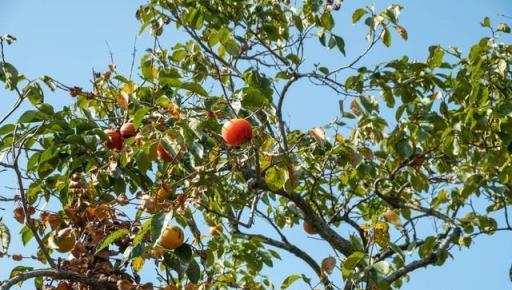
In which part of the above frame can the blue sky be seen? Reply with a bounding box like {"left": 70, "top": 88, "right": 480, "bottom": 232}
{"left": 0, "top": 1, "right": 511, "bottom": 289}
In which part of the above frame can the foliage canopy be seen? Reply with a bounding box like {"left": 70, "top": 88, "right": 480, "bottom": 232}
{"left": 0, "top": 1, "right": 511, "bottom": 289}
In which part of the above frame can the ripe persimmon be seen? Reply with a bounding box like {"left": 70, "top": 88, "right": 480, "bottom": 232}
{"left": 103, "top": 129, "right": 123, "bottom": 150}
{"left": 158, "top": 225, "right": 184, "bottom": 250}
{"left": 222, "top": 118, "right": 253, "bottom": 146}
{"left": 120, "top": 122, "right": 136, "bottom": 138}
{"left": 303, "top": 222, "right": 318, "bottom": 235}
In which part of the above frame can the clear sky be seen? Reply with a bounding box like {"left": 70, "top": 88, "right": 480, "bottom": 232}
{"left": 1, "top": 1, "right": 511, "bottom": 290}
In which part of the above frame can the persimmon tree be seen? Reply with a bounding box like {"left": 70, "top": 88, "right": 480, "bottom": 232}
{"left": 0, "top": 1, "right": 511, "bottom": 289}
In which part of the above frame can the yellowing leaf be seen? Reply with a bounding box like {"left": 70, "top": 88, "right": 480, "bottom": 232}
{"left": 265, "top": 166, "right": 287, "bottom": 192}
{"left": 167, "top": 102, "right": 182, "bottom": 119}
{"left": 382, "top": 210, "right": 402, "bottom": 226}
{"left": 374, "top": 221, "right": 390, "bottom": 248}
{"left": 335, "top": 134, "right": 345, "bottom": 144}
{"left": 117, "top": 91, "right": 129, "bottom": 109}
{"left": 151, "top": 67, "right": 158, "bottom": 79}
{"left": 394, "top": 25, "right": 408, "bottom": 40}
{"left": 122, "top": 82, "right": 136, "bottom": 94}
{"left": 374, "top": 221, "right": 389, "bottom": 232}
{"left": 132, "top": 256, "right": 145, "bottom": 272}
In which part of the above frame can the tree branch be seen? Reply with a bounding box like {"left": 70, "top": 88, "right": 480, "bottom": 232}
{"left": 275, "top": 190, "right": 354, "bottom": 257}
{"left": 384, "top": 227, "right": 461, "bottom": 284}
{"left": 12, "top": 131, "right": 56, "bottom": 268}
{"left": 238, "top": 232, "right": 335, "bottom": 289}
{"left": 0, "top": 269, "right": 117, "bottom": 290}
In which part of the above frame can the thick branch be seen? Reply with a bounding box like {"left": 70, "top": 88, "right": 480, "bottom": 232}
{"left": 0, "top": 269, "right": 117, "bottom": 290}
{"left": 275, "top": 190, "right": 354, "bottom": 257}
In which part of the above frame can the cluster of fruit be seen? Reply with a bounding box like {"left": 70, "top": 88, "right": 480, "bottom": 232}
{"left": 103, "top": 117, "right": 252, "bottom": 156}
{"left": 37, "top": 118, "right": 254, "bottom": 289}
{"left": 155, "top": 119, "right": 253, "bottom": 249}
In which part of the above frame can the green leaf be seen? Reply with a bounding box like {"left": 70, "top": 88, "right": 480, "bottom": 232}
{"left": 20, "top": 225, "right": 34, "bottom": 246}
{"left": 34, "top": 276, "right": 43, "bottom": 289}
{"left": 419, "top": 236, "right": 437, "bottom": 258}
{"left": 24, "top": 82, "right": 44, "bottom": 106}
{"left": 0, "top": 124, "right": 15, "bottom": 136}
{"left": 334, "top": 35, "right": 346, "bottom": 55}
{"left": 175, "top": 243, "right": 193, "bottom": 262}
{"left": 186, "top": 259, "right": 201, "bottom": 283}
{"left": 281, "top": 274, "right": 301, "bottom": 289}
{"left": 319, "top": 67, "right": 329, "bottom": 75}
{"left": 395, "top": 139, "right": 413, "bottom": 159}
{"left": 163, "top": 252, "right": 184, "bottom": 275}
{"left": 428, "top": 46, "right": 444, "bottom": 68}
{"left": 223, "top": 39, "right": 240, "bottom": 56}
{"left": 151, "top": 212, "right": 165, "bottom": 243}
{"left": 382, "top": 27, "right": 392, "bottom": 47}
{"left": 161, "top": 138, "right": 178, "bottom": 160}
{"left": 190, "top": 141, "right": 204, "bottom": 162}
{"left": 241, "top": 87, "right": 270, "bottom": 109}
{"left": 481, "top": 17, "right": 491, "bottom": 27}
{"left": 265, "top": 166, "right": 287, "bottom": 192}
{"left": 321, "top": 12, "right": 335, "bottom": 31}
{"left": 95, "top": 229, "right": 130, "bottom": 254}
{"left": 1, "top": 62, "right": 19, "bottom": 90}
{"left": 342, "top": 251, "right": 366, "bottom": 278}
{"left": 382, "top": 88, "right": 395, "bottom": 108}
{"left": 286, "top": 53, "right": 301, "bottom": 65}
{"left": 293, "top": 15, "right": 304, "bottom": 32}
{"left": 181, "top": 82, "right": 208, "bottom": 97}
{"left": 18, "top": 110, "right": 50, "bottom": 123}
{"left": 41, "top": 75, "right": 56, "bottom": 91}
{"left": 140, "top": 56, "right": 155, "bottom": 81}
{"left": 349, "top": 235, "right": 364, "bottom": 252}
{"left": 352, "top": 8, "right": 367, "bottom": 23}
{"left": 0, "top": 221, "right": 10, "bottom": 251}
{"left": 410, "top": 170, "right": 429, "bottom": 192}
{"left": 497, "top": 23, "right": 511, "bottom": 33}
{"left": 133, "top": 107, "right": 150, "bottom": 128}
{"left": 134, "top": 219, "right": 151, "bottom": 247}
{"left": 188, "top": 8, "right": 204, "bottom": 30}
